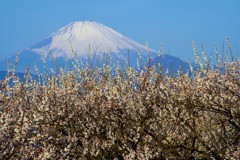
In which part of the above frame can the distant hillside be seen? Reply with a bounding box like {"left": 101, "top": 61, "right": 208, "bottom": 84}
{"left": 0, "top": 71, "right": 27, "bottom": 80}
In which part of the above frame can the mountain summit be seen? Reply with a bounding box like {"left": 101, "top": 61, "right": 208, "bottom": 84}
{"left": 0, "top": 21, "right": 188, "bottom": 73}
{"left": 30, "top": 21, "right": 152, "bottom": 58}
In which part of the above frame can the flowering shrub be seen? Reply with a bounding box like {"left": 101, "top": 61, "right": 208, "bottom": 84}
{"left": 0, "top": 49, "right": 239, "bottom": 159}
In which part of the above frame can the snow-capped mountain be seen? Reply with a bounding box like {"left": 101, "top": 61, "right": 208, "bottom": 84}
{"left": 30, "top": 21, "right": 153, "bottom": 58}
{"left": 0, "top": 21, "right": 188, "bottom": 73}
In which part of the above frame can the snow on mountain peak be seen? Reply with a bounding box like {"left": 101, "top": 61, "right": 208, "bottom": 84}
{"left": 30, "top": 21, "right": 152, "bottom": 58}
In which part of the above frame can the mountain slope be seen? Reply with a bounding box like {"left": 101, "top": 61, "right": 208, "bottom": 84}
{"left": 0, "top": 21, "right": 188, "bottom": 73}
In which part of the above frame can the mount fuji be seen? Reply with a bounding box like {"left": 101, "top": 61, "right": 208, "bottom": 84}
{"left": 0, "top": 21, "right": 188, "bottom": 73}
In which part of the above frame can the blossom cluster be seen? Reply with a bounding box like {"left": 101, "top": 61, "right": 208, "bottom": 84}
{"left": 0, "top": 55, "right": 239, "bottom": 159}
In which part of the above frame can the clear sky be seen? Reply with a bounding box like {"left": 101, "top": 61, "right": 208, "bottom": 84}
{"left": 0, "top": 0, "right": 239, "bottom": 62}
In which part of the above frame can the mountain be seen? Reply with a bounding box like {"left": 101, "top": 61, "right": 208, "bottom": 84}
{"left": 0, "top": 21, "right": 188, "bottom": 73}
{"left": 30, "top": 21, "right": 153, "bottom": 58}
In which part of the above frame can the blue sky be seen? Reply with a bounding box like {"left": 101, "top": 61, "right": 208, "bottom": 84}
{"left": 0, "top": 0, "right": 239, "bottom": 62}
